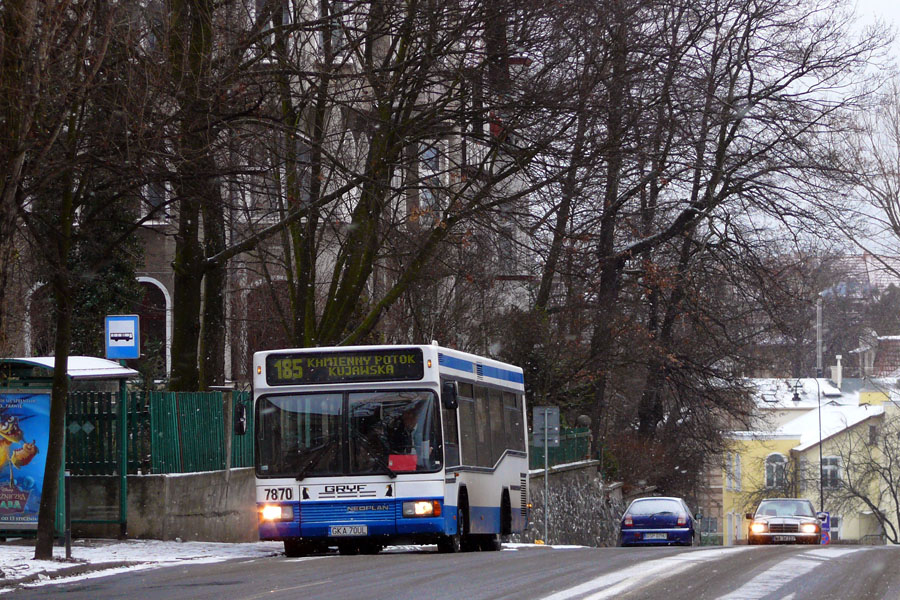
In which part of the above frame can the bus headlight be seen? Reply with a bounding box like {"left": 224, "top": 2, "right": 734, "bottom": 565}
{"left": 750, "top": 522, "right": 767, "bottom": 534}
{"left": 261, "top": 505, "right": 293, "bottom": 521}
{"left": 402, "top": 500, "right": 441, "bottom": 517}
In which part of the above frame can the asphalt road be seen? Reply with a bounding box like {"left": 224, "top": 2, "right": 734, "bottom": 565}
{"left": 7, "top": 544, "right": 900, "bottom": 599}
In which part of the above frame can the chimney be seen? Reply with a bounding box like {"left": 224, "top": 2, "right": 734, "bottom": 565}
{"left": 831, "top": 354, "right": 843, "bottom": 390}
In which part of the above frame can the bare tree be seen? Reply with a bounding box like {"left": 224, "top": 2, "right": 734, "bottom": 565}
{"left": 0, "top": 0, "right": 133, "bottom": 561}
{"left": 219, "top": 0, "right": 565, "bottom": 359}
{"left": 826, "top": 406, "right": 900, "bottom": 544}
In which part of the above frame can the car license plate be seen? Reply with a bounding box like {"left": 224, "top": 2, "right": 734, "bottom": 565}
{"left": 645, "top": 533, "right": 667, "bottom": 540}
{"left": 329, "top": 525, "right": 367, "bottom": 537}
{"left": 772, "top": 535, "right": 794, "bottom": 542}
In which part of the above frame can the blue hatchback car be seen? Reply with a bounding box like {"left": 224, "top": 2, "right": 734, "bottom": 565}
{"left": 619, "top": 497, "right": 700, "bottom": 547}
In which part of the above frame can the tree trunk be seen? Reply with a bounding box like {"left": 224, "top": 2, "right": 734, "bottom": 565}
{"left": 34, "top": 198, "right": 75, "bottom": 558}
{"left": 33, "top": 295, "right": 72, "bottom": 558}
{"left": 170, "top": 191, "right": 204, "bottom": 391}
{"left": 166, "top": 0, "right": 219, "bottom": 391}
{"left": 199, "top": 163, "right": 227, "bottom": 388}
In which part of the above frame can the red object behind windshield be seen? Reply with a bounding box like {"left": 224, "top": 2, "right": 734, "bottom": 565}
{"left": 388, "top": 454, "right": 417, "bottom": 471}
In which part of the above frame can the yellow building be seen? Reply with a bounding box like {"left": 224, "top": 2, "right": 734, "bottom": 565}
{"left": 720, "top": 377, "right": 893, "bottom": 545}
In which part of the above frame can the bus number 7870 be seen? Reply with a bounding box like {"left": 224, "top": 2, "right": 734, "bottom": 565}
{"left": 264, "top": 487, "right": 294, "bottom": 501}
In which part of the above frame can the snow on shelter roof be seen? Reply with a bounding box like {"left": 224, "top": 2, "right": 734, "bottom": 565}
{"left": 0, "top": 356, "right": 138, "bottom": 380}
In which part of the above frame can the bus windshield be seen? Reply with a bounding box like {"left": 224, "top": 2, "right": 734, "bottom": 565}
{"left": 256, "top": 390, "right": 442, "bottom": 478}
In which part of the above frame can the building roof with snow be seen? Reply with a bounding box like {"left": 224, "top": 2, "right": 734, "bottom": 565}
{"left": 729, "top": 377, "right": 893, "bottom": 454}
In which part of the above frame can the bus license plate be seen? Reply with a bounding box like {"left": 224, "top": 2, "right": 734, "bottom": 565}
{"left": 329, "top": 525, "right": 367, "bottom": 537}
{"left": 645, "top": 533, "right": 667, "bottom": 540}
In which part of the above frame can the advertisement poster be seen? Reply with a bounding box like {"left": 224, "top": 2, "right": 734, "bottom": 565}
{"left": 0, "top": 393, "right": 49, "bottom": 529}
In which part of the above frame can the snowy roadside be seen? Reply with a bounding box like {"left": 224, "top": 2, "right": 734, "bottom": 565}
{"left": 0, "top": 539, "right": 581, "bottom": 591}
{"left": 0, "top": 538, "right": 284, "bottom": 590}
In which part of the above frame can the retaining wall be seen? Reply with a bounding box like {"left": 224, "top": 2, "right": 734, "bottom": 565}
{"left": 71, "top": 462, "right": 618, "bottom": 545}
{"left": 71, "top": 468, "right": 257, "bottom": 542}
{"left": 518, "top": 461, "right": 623, "bottom": 547}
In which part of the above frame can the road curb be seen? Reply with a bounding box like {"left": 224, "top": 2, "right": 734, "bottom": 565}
{"left": 0, "top": 560, "right": 143, "bottom": 588}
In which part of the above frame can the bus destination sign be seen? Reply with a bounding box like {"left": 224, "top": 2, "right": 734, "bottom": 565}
{"left": 266, "top": 348, "right": 425, "bottom": 386}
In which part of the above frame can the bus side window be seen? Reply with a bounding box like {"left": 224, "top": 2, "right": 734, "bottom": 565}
{"left": 512, "top": 394, "right": 525, "bottom": 451}
{"left": 488, "top": 389, "right": 504, "bottom": 464}
{"left": 458, "top": 383, "right": 477, "bottom": 466}
{"left": 442, "top": 405, "right": 460, "bottom": 467}
{"left": 502, "top": 392, "right": 517, "bottom": 452}
{"left": 474, "top": 385, "right": 493, "bottom": 467}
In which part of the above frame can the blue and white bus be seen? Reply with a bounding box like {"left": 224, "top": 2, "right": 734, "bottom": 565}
{"left": 247, "top": 343, "right": 529, "bottom": 556}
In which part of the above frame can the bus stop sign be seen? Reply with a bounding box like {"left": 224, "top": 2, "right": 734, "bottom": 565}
{"left": 105, "top": 315, "right": 140, "bottom": 360}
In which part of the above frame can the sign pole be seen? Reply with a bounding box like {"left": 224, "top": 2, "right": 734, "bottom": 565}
{"left": 118, "top": 369, "right": 128, "bottom": 538}
{"left": 544, "top": 407, "right": 549, "bottom": 545}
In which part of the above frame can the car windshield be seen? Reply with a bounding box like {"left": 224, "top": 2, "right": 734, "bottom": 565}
{"left": 628, "top": 499, "right": 683, "bottom": 516}
{"left": 756, "top": 500, "right": 815, "bottom": 517}
{"left": 255, "top": 390, "right": 442, "bottom": 478}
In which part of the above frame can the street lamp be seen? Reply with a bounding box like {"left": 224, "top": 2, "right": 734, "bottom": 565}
{"left": 792, "top": 378, "right": 823, "bottom": 512}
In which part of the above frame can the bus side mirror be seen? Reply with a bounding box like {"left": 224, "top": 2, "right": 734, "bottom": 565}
{"left": 442, "top": 381, "right": 459, "bottom": 410}
{"left": 234, "top": 402, "right": 248, "bottom": 436}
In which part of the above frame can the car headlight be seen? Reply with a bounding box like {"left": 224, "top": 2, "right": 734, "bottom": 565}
{"left": 801, "top": 522, "right": 819, "bottom": 534}
{"left": 402, "top": 500, "right": 442, "bottom": 517}
{"left": 750, "top": 522, "right": 767, "bottom": 534}
{"left": 261, "top": 504, "right": 294, "bottom": 521}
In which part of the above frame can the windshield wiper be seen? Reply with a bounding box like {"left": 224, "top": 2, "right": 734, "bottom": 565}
{"left": 295, "top": 434, "right": 340, "bottom": 482}
{"left": 351, "top": 429, "right": 397, "bottom": 479}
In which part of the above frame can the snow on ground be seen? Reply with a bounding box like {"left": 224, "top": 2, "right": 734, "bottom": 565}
{"left": 0, "top": 539, "right": 584, "bottom": 591}
{"left": 0, "top": 538, "right": 284, "bottom": 589}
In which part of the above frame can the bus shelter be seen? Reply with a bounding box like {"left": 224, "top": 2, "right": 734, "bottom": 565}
{"left": 0, "top": 357, "right": 138, "bottom": 536}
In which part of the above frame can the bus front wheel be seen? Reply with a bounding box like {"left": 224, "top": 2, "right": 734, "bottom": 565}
{"left": 438, "top": 503, "right": 466, "bottom": 553}
{"left": 284, "top": 538, "right": 314, "bottom": 557}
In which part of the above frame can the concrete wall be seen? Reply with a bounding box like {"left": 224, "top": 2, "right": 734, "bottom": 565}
{"left": 71, "top": 468, "right": 257, "bottom": 542}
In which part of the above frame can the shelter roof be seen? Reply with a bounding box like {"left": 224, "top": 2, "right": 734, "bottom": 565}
{"left": 0, "top": 356, "right": 138, "bottom": 380}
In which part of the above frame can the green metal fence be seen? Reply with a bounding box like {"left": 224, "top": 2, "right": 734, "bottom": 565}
{"left": 65, "top": 390, "right": 254, "bottom": 475}
{"left": 529, "top": 427, "right": 591, "bottom": 470}
{"left": 66, "top": 391, "right": 123, "bottom": 476}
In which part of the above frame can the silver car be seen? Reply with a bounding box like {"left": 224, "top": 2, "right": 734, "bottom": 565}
{"left": 746, "top": 498, "right": 823, "bottom": 545}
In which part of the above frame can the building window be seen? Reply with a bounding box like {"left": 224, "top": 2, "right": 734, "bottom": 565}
{"left": 142, "top": 182, "right": 169, "bottom": 223}
{"left": 822, "top": 456, "right": 841, "bottom": 489}
{"left": 869, "top": 425, "right": 878, "bottom": 445}
{"left": 765, "top": 454, "right": 786, "bottom": 489}
{"left": 830, "top": 515, "right": 841, "bottom": 541}
{"left": 420, "top": 177, "right": 442, "bottom": 213}
{"left": 324, "top": 0, "right": 347, "bottom": 56}
{"left": 725, "top": 452, "right": 733, "bottom": 491}
{"left": 420, "top": 142, "right": 441, "bottom": 172}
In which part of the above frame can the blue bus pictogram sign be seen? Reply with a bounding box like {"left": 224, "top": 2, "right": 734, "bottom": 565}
{"left": 105, "top": 315, "right": 140, "bottom": 360}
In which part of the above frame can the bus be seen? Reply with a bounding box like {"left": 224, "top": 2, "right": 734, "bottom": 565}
{"left": 245, "top": 343, "right": 529, "bottom": 556}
